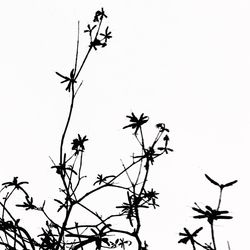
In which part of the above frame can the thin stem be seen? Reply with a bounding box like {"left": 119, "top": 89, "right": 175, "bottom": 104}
{"left": 120, "top": 159, "right": 133, "bottom": 186}
{"left": 193, "top": 239, "right": 207, "bottom": 250}
{"left": 75, "top": 46, "right": 92, "bottom": 80}
{"left": 217, "top": 188, "right": 223, "bottom": 211}
{"left": 75, "top": 223, "right": 84, "bottom": 250}
{"left": 135, "top": 158, "right": 143, "bottom": 186}
{"left": 76, "top": 157, "right": 143, "bottom": 204}
{"left": 191, "top": 241, "right": 196, "bottom": 250}
{"left": 74, "top": 80, "right": 83, "bottom": 97}
{"left": 55, "top": 204, "right": 73, "bottom": 250}
{"left": 134, "top": 159, "right": 150, "bottom": 234}
{"left": 2, "top": 189, "right": 15, "bottom": 219}
{"left": 41, "top": 207, "right": 61, "bottom": 230}
{"left": 138, "top": 159, "right": 149, "bottom": 199}
{"left": 139, "top": 127, "right": 145, "bottom": 150}
{"left": 60, "top": 84, "right": 75, "bottom": 164}
{"left": 77, "top": 203, "right": 105, "bottom": 223}
{"left": 74, "top": 21, "right": 80, "bottom": 73}
{"left": 73, "top": 15, "right": 103, "bottom": 81}
{"left": 210, "top": 222, "right": 216, "bottom": 250}
{"left": 67, "top": 153, "right": 78, "bottom": 191}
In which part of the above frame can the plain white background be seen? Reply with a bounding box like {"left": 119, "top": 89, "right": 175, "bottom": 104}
{"left": 0, "top": 0, "right": 249, "bottom": 249}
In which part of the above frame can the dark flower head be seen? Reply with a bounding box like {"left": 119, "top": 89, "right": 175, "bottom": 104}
{"left": 93, "top": 174, "right": 115, "bottom": 186}
{"left": 178, "top": 227, "right": 203, "bottom": 245}
{"left": 16, "top": 196, "right": 37, "bottom": 210}
{"left": 144, "top": 147, "right": 158, "bottom": 165}
{"left": 90, "top": 38, "right": 107, "bottom": 50}
{"left": 123, "top": 112, "right": 149, "bottom": 134}
{"left": 143, "top": 188, "right": 159, "bottom": 209}
{"left": 2, "top": 177, "right": 29, "bottom": 196}
{"left": 192, "top": 203, "right": 232, "bottom": 224}
{"left": 100, "top": 26, "right": 112, "bottom": 43}
{"left": 56, "top": 69, "right": 76, "bottom": 92}
{"left": 144, "top": 188, "right": 159, "bottom": 200}
{"left": 51, "top": 156, "right": 77, "bottom": 176}
{"left": 156, "top": 123, "right": 169, "bottom": 132}
{"left": 116, "top": 192, "right": 148, "bottom": 226}
{"left": 117, "top": 238, "right": 132, "bottom": 249}
{"left": 2, "top": 177, "right": 28, "bottom": 190}
{"left": 84, "top": 24, "right": 96, "bottom": 34}
{"left": 133, "top": 147, "right": 159, "bottom": 169}
{"left": 93, "top": 8, "right": 107, "bottom": 22}
{"left": 71, "top": 134, "right": 88, "bottom": 155}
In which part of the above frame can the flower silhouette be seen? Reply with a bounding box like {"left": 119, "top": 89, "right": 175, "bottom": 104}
{"left": 123, "top": 113, "right": 149, "bottom": 134}
{"left": 56, "top": 69, "right": 76, "bottom": 92}
{"left": 90, "top": 38, "right": 107, "bottom": 50}
{"left": 134, "top": 147, "right": 159, "bottom": 166}
{"left": 93, "top": 8, "right": 107, "bottom": 22}
{"left": 94, "top": 174, "right": 115, "bottom": 185}
{"left": 192, "top": 204, "right": 232, "bottom": 224}
{"left": 84, "top": 24, "right": 97, "bottom": 35}
{"left": 178, "top": 227, "right": 203, "bottom": 245}
{"left": 143, "top": 188, "right": 159, "bottom": 209}
{"left": 16, "top": 195, "right": 37, "bottom": 210}
{"left": 156, "top": 123, "right": 169, "bottom": 132}
{"left": 2, "top": 177, "right": 29, "bottom": 196}
{"left": 100, "top": 26, "right": 112, "bottom": 43}
{"left": 71, "top": 134, "right": 88, "bottom": 155}
{"left": 116, "top": 192, "right": 148, "bottom": 226}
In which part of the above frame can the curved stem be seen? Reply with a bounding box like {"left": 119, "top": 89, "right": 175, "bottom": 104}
{"left": 60, "top": 84, "right": 75, "bottom": 164}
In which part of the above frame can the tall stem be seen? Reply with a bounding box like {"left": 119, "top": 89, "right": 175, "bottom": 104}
{"left": 60, "top": 84, "right": 75, "bottom": 164}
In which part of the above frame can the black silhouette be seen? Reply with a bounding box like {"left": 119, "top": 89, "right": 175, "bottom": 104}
{"left": 0, "top": 7, "right": 237, "bottom": 250}
{"left": 178, "top": 174, "right": 237, "bottom": 250}
{"left": 0, "top": 8, "right": 172, "bottom": 250}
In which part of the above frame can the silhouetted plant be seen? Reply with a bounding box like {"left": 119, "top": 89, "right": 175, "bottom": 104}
{"left": 178, "top": 174, "right": 237, "bottom": 250}
{"left": 0, "top": 8, "right": 172, "bottom": 250}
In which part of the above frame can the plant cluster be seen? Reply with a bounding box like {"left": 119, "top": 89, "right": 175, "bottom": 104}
{"left": 0, "top": 7, "right": 237, "bottom": 250}
{"left": 0, "top": 8, "right": 172, "bottom": 250}
{"left": 178, "top": 174, "right": 237, "bottom": 250}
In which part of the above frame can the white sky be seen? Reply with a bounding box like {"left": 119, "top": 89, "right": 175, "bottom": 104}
{"left": 0, "top": 0, "right": 249, "bottom": 249}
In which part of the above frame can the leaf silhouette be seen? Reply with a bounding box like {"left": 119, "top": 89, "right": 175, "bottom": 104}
{"left": 222, "top": 180, "right": 238, "bottom": 188}
{"left": 205, "top": 174, "right": 220, "bottom": 187}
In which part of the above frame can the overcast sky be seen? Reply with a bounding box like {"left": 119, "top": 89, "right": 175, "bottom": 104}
{"left": 0, "top": 0, "right": 249, "bottom": 249}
